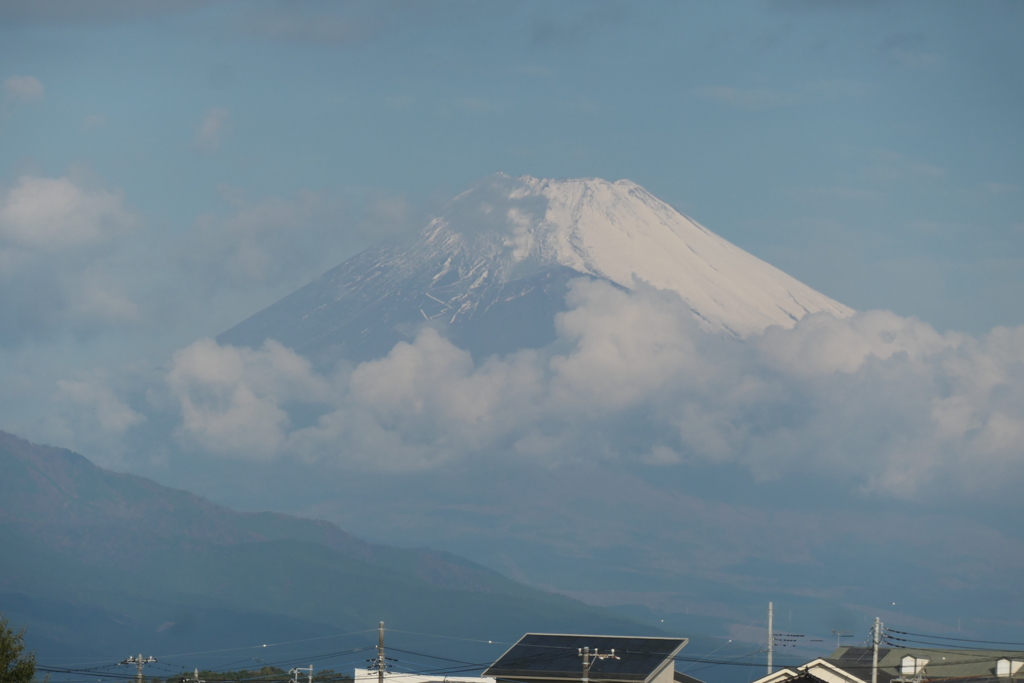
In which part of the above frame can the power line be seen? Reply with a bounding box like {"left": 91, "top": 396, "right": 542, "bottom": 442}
{"left": 883, "top": 636, "right": 1024, "bottom": 656}
{"left": 692, "top": 652, "right": 763, "bottom": 676}
{"left": 381, "top": 630, "right": 514, "bottom": 647}
{"left": 386, "top": 648, "right": 485, "bottom": 666}
{"left": 37, "top": 666, "right": 139, "bottom": 680}
{"left": 886, "top": 630, "right": 1024, "bottom": 648}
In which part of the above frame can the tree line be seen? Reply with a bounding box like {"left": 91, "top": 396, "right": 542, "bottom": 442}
{"left": 166, "top": 668, "right": 352, "bottom": 683}
{"left": 0, "top": 615, "right": 354, "bottom": 683}
{"left": 1, "top": 615, "right": 35, "bottom": 683}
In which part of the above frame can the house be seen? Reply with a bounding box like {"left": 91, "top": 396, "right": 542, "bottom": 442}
{"left": 752, "top": 646, "right": 1024, "bottom": 683}
{"left": 484, "top": 633, "right": 689, "bottom": 683}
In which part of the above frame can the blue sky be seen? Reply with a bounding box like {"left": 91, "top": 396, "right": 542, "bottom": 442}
{"left": 2, "top": 1, "right": 1022, "bottom": 344}
{"left": 2, "top": 0, "right": 1024, "bottom": 643}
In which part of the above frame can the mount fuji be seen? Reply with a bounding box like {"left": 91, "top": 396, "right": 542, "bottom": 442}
{"left": 219, "top": 174, "right": 852, "bottom": 361}
{"left": 190, "top": 175, "right": 1024, "bottom": 651}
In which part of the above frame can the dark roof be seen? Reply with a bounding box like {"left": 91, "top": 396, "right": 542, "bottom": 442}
{"left": 837, "top": 648, "right": 891, "bottom": 666}
{"left": 822, "top": 646, "right": 1024, "bottom": 683}
{"left": 485, "top": 634, "right": 689, "bottom": 683}
{"left": 780, "top": 673, "right": 829, "bottom": 683}
{"left": 828, "top": 647, "right": 895, "bottom": 683}
{"left": 673, "top": 671, "right": 708, "bottom": 683}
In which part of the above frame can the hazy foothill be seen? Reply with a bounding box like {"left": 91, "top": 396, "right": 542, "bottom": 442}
{"left": 0, "top": 3, "right": 1022, "bottom": 683}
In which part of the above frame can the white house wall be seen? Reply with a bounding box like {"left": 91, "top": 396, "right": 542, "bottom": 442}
{"left": 648, "top": 663, "right": 676, "bottom": 683}
{"left": 749, "top": 659, "right": 866, "bottom": 683}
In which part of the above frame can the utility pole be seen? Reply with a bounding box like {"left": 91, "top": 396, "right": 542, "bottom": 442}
{"left": 122, "top": 655, "right": 156, "bottom": 683}
{"left": 871, "top": 618, "right": 882, "bottom": 683}
{"left": 289, "top": 667, "right": 313, "bottom": 683}
{"left": 767, "top": 603, "right": 774, "bottom": 676}
{"left": 378, "top": 621, "right": 386, "bottom": 683}
{"left": 579, "top": 647, "right": 619, "bottom": 683}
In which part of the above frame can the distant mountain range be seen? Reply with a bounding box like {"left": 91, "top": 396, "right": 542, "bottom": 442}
{"left": 11, "top": 175, "right": 1019, "bottom": 675}
{"left": 0, "top": 431, "right": 662, "bottom": 663}
{"left": 219, "top": 174, "right": 851, "bottom": 363}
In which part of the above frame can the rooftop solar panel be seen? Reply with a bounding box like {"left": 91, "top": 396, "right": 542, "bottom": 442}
{"left": 484, "top": 634, "right": 688, "bottom": 683}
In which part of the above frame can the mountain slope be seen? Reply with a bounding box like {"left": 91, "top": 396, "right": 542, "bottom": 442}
{"left": 0, "top": 431, "right": 658, "bottom": 660}
{"left": 219, "top": 174, "right": 851, "bottom": 362}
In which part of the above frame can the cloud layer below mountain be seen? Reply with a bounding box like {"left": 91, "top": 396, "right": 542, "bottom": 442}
{"left": 164, "top": 278, "right": 1024, "bottom": 500}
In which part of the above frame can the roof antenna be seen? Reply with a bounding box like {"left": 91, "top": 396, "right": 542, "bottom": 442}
{"left": 579, "top": 647, "right": 620, "bottom": 683}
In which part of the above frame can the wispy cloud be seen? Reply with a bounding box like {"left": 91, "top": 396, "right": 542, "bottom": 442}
{"left": 984, "top": 182, "right": 1016, "bottom": 195}
{"left": 0, "top": 0, "right": 209, "bottom": 25}
{"left": 862, "top": 147, "right": 948, "bottom": 182}
{"left": 234, "top": 2, "right": 458, "bottom": 46}
{"left": 692, "top": 85, "right": 801, "bottom": 110}
{"left": 191, "top": 107, "right": 230, "bottom": 152}
{"left": 457, "top": 96, "right": 505, "bottom": 113}
{"left": 505, "top": 63, "right": 556, "bottom": 79}
{"left": 770, "top": 0, "right": 885, "bottom": 11}
{"left": 806, "top": 78, "right": 875, "bottom": 98}
{"left": 182, "top": 189, "right": 346, "bottom": 290}
{"left": 3, "top": 75, "right": 44, "bottom": 103}
{"left": 529, "top": 3, "right": 628, "bottom": 47}
{"left": 911, "top": 163, "right": 947, "bottom": 178}
{"left": 889, "top": 48, "right": 942, "bottom": 69}
{"left": 881, "top": 33, "right": 943, "bottom": 70}
{"left": 180, "top": 186, "right": 412, "bottom": 293}
{"left": 791, "top": 186, "right": 886, "bottom": 202}
{"left": 81, "top": 113, "right": 107, "bottom": 130}
{"left": 694, "top": 78, "right": 874, "bottom": 110}
{"left": 239, "top": 10, "right": 365, "bottom": 44}
{"left": 57, "top": 372, "right": 145, "bottom": 434}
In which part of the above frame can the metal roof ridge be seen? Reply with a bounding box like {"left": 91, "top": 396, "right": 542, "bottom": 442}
{"left": 517, "top": 633, "right": 688, "bottom": 640}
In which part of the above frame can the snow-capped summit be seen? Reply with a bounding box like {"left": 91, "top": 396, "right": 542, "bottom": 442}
{"left": 219, "top": 174, "right": 852, "bottom": 361}
{"left": 422, "top": 173, "right": 851, "bottom": 336}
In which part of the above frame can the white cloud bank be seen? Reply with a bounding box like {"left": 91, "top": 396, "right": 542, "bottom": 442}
{"left": 0, "top": 175, "right": 134, "bottom": 249}
{"left": 166, "top": 279, "right": 1024, "bottom": 499}
{"left": 0, "top": 174, "right": 139, "bottom": 344}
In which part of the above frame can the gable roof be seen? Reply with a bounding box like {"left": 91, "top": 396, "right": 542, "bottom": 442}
{"left": 484, "top": 634, "right": 688, "bottom": 683}
{"left": 833, "top": 646, "right": 1024, "bottom": 681}
{"left": 799, "top": 659, "right": 877, "bottom": 683}
{"left": 753, "top": 647, "right": 1024, "bottom": 683}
